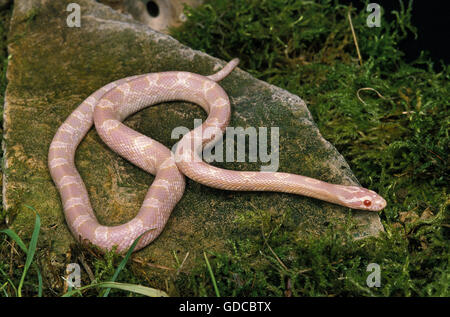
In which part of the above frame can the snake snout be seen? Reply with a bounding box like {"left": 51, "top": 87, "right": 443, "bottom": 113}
{"left": 372, "top": 195, "right": 387, "bottom": 211}
{"left": 340, "top": 186, "right": 387, "bottom": 211}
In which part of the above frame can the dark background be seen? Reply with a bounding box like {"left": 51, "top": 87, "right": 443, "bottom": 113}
{"left": 346, "top": 0, "right": 449, "bottom": 68}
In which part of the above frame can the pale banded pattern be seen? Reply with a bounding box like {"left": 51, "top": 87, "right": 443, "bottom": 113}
{"left": 63, "top": 197, "right": 85, "bottom": 210}
{"left": 49, "top": 74, "right": 185, "bottom": 253}
{"left": 49, "top": 157, "right": 69, "bottom": 169}
{"left": 49, "top": 141, "right": 70, "bottom": 150}
{"left": 49, "top": 58, "right": 386, "bottom": 254}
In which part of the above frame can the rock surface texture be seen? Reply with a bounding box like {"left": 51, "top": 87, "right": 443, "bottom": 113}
{"left": 98, "top": 0, "right": 203, "bottom": 32}
{"left": 3, "top": 0, "right": 383, "bottom": 288}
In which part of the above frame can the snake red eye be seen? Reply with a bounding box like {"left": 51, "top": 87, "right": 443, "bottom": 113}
{"left": 363, "top": 200, "right": 371, "bottom": 207}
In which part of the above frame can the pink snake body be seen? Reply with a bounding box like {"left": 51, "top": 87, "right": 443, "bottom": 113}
{"left": 48, "top": 59, "right": 386, "bottom": 253}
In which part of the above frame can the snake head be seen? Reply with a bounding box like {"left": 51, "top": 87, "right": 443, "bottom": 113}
{"left": 338, "top": 186, "right": 387, "bottom": 211}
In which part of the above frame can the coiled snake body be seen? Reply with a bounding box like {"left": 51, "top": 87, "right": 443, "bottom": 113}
{"left": 48, "top": 59, "right": 386, "bottom": 253}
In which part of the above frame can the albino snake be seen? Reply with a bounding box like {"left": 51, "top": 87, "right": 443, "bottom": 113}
{"left": 48, "top": 59, "right": 386, "bottom": 253}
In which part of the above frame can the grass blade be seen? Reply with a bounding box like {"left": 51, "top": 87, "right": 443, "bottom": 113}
{"left": 1, "top": 282, "right": 9, "bottom": 297}
{"left": 102, "top": 232, "right": 146, "bottom": 297}
{"left": 0, "top": 266, "right": 17, "bottom": 295}
{"left": 203, "top": 251, "right": 220, "bottom": 297}
{"left": 1, "top": 214, "right": 42, "bottom": 297}
{"left": 36, "top": 265, "right": 43, "bottom": 297}
{"left": 63, "top": 281, "right": 168, "bottom": 297}
{"left": 17, "top": 211, "right": 40, "bottom": 297}
{"left": 23, "top": 205, "right": 43, "bottom": 297}
{"left": 0, "top": 228, "right": 28, "bottom": 252}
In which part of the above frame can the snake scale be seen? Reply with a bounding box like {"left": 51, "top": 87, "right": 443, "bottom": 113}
{"left": 48, "top": 59, "right": 386, "bottom": 253}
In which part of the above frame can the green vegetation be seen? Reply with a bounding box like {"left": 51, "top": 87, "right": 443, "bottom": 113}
{"left": 169, "top": 0, "right": 449, "bottom": 296}
{"left": 1, "top": 211, "right": 167, "bottom": 297}
{"left": 1, "top": 0, "right": 448, "bottom": 296}
{"left": 0, "top": 207, "right": 42, "bottom": 297}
